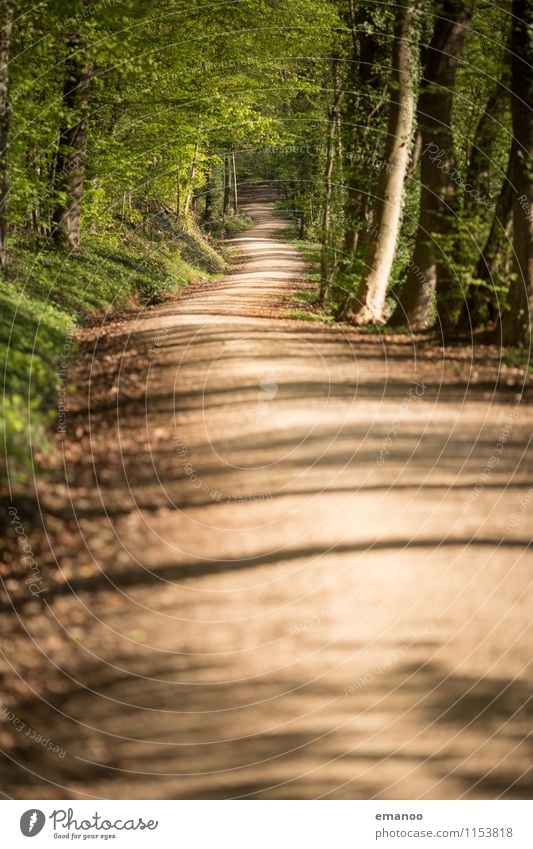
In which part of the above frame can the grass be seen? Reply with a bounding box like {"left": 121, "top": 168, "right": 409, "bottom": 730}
{"left": 285, "top": 308, "right": 321, "bottom": 322}
{"left": 503, "top": 348, "right": 533, "bottom": 374}
{"left": 1, "top": 214, "right": 227, "bottom": 478}
{"left": 204, "top": 212, "right": 254, "bottom": 240}
{"left": 274, "top": 221, "right": 338, "bottom": 324}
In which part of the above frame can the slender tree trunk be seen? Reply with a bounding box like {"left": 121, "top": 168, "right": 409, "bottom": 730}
{"left": 44, "top": 147, "right": 57, "bottom": 237}
{"left": 299, "top": 207, "right": 306, "bottom": 239}
{"left": 203, "top": 165, "right": 214, "bottom": 222}
{"left": 223, "top": 154, "right": 231, "bottom": 220}
{"left": 320, "top": 59, "right": 342, "bottom": 302}
{"left": 414, "top": 41, "right": 509, "bottom": 333}
{"left": 232, "top": 150, "right": 238, "bottom": 214}
{"left": 337, "top": 3, "right": 382, "bottom": 283}
{"left": 176, "top": 158, "right": 181, "bottom": 220}
{"left": 26, "top": 148, "right": 39, "bottom": 233}
{"left": 350, "top": 0, "right": 417, "bottom": 324}
{"left": 500, "top": 0, "right": 533, "bottom": 346}
{"left": 330, "top": 108, "right": 343, "bottom": 273}
{"left": 52, "top": 37, "right": 93, "bottom": 250}
{"left": 389, "top": 0, "right": 475, "bottom": 329}
{"left": 465, "top": 70, "right": 509, "bottom": 209}
{"left": 475, "top": 161, "right": 513, "bottom": 282}
{"left": 405, "top": 129, "right": 422, "bottom": 183}
{"left": 0, "top": 0, "right": 14, "bottom": 268}
{"left": 458, "top": 144, "right": 514, "bottom": 330}
{"left": 31, "top": 158, "right": 40, "bottom": 233}
{"left": 184, "top": 142, "right": 199, "bottom": 216}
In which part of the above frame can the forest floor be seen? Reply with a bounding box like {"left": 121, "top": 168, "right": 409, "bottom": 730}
{"left": 1, "top": 189, "right": 532, "bottom": 800}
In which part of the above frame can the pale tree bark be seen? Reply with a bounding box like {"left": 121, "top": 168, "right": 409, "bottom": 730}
{"left": 350, "top": 0, "right": 417, "bottom": 324}
{"left": 0, "top": 0, "right": 14, "bottom": 268}
{"left": 203, "top": 163, "right": 214, "bottom": 222}
{"left": 232, "top": 150, "right": 238, "bottom": 214}
{"left": 223, "top": 154, "right": 231, "bottom": 220}
{"left": 389, "top": 0, "right": 475, "bottom": 329}
{"left": 500, "top": 0, "right": 533, "bottom": 346}
{"left": 319, "top": 58, "right": 342, "bottom": 302}
{"left": 52, "top": 36, "right": 93, "bottom": 250}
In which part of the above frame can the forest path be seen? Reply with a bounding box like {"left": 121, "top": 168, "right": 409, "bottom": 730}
{"left": 2, "top": 190, "right": 533, "bottom": 800}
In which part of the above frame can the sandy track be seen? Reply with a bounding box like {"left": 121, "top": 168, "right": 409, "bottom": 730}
{"left": 1, "top": 192, "right": 532, "bottom": 800}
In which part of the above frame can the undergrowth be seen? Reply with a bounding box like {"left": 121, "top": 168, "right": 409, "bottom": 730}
{"left": 1, "top": 212, "right": 227, "bottom": 478}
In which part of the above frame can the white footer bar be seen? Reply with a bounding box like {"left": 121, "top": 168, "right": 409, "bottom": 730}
{"left": 3, "top": 800, "right": 532, "bottom": 848}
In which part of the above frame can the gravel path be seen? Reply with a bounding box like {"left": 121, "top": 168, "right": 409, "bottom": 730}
{"left": 1, "top": 192, "right": 532, "bottom": 800}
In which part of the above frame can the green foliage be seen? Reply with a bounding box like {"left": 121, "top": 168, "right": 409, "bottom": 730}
{"left": 0, "top": 0, "right": 524, "bottom": 477}
{"left": 1, "top": 217, "right": 224, "bottom": 477}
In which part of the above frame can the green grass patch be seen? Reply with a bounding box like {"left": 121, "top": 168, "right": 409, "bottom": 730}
{"left": 277, "top": 227, "right": 338, "bottom": 323}
{"left": 285, "top": 308, "right": 320, "bottom": 322}
{"left": 2, "top": 217, "right": 225, "bottom": 478}
{"left": 503, "top": 348, "right": 533, "bottom": 374}
{"left": 205, "top": 212, "right": 254, "bottom": 240}
{"left": 291, "top": 290, "right": 320, "bottom": 305}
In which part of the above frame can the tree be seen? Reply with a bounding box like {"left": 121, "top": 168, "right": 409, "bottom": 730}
{"left": 349, "top": 0, "right": 418, "bottom": 324}
{"left": 389, "top": 0, "right": 475, "bottom": 329}
{"left": 52, "top": 34, "right": 93, "bottom": 250}
{"left": 232, "top": 150, "right": 238, "bottom": 215}
{"left": 458, "top": 144, "right": 514, "bottom": 331}
{"left": 319, "top": 57, "right": 342, "bottom": 302}
{"left": 500, "top": 0, "right": 533, "bottom": 346}
{"left": 223, "top": 154, "right": 231, "bottom": 220}
{"left": 331, "top": 1, "right": 386, "bottom": 317}
{"left": 0, "top": 0, "right": 13, "bottom": 267}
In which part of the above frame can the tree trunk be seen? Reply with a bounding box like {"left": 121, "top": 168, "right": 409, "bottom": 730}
{"left": 0, "top": 0, "right": 14, "bottom": 268}
{"left": 176, "top": 158, "right": 181, "bottom": 220}
{"left": 52, "top": 37, "right": 93, "bottom": 250}
{"left": 232, "top": 150, "right": 238, "bottom": 214}
{"left": 223, "top": 154, "right": 231, "bottom": 220}
{"left": 319, "top": 59, "right": 342, "bottom": 302}
{"left": 389, "top": 0, "right": 475, "bottom": 329}
{"left": 458, "top": 144, "right": 514, "bottom": 330}
{"left": 184, "top": 142, "right": 199, "bottom": 216}
{"left": 337, "top": 5, "right": 383, "bottom": 284}
{"left": 465, "top": 69, "right": 509, "bottom": 210}
{"left": 203, "top": 165, "right": 214, "bottom": 222}
{"left": 452, "top": 63, "right": 511, "bottom": 329}
{"left": 500, "top": 0, "right": 533, "bottom": 346}
{"left": 350, "top": 0, "right": 417, "bottom": 324}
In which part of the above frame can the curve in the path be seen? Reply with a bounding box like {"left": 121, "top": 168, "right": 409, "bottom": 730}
{"left": 2, "top": 191, "right": 532, "bottom": 801}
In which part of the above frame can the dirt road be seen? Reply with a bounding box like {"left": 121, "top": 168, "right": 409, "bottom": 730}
{"left": 1, "top": 192, "right": 532, "bottom": 799}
